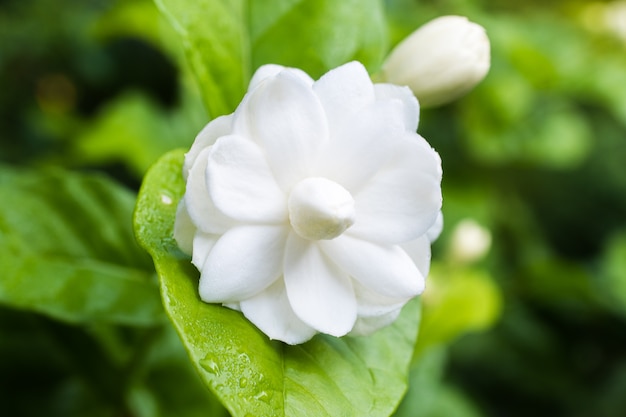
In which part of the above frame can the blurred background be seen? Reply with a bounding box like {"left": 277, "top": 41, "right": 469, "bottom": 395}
{"left": 1, "top": 0, "right": 626, "bottom": 416}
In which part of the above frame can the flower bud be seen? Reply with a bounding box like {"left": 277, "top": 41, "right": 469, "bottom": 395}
{"left": 449, "top": 219, "right": 492, "bottom": 263}
{"left": 380, "top": 15, "right": 490, "bottom": 108}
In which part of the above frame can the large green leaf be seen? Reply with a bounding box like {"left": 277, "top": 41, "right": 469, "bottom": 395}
{"left": 249, "top": 0, "right": 387, "bottom": 78}
{"left": 71, "top": 92, "right": 205, "bottom": 178}
{"left": 154, "top": 0, "right": 247, "bottom": 118}
{"left": 154, "top": 0, "right": 387, "bottom": 118}
{"left": 134, "top": 150, "right": 420, "bottom": 417}
{"left": 0, "top": 166, "right": 162, "bottom": 326}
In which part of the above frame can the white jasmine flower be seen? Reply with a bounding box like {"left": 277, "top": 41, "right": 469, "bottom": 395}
{"left": 174, "top": 61, "right": 443, "bottom": 344}
{"left": 380, "top": 15, "right": 490, "bottom": 108}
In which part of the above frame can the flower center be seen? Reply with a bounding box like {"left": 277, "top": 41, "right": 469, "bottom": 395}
{"left": 288, "top": 177, "right": 355, "bottom": 240}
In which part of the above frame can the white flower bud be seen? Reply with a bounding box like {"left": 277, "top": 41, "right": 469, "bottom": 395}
{"left": 450, "top": 219, "right": 492, "bottom": 263}
{"left": 380, "top": 15, "right": 490, "bottom": 108}
{"left": 288, "top": 177, "right": 355, "bottom": 241}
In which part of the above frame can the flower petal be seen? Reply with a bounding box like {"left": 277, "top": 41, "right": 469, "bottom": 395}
{"left": 233, "top": 70, "right": 329, "bottom": 190}
{"left": 348, "top": 134, "right": 442, "bottom": 243}
{"left": 240, "top": 280, "right": 317, "bottom": 345}
{"left": 317, "top": 99, "right": 406, "bottom": 191}
{"left": 320, "top": 234, "right": 424, "bottom": 299}
{"left": 248, "top": 64, "right": 285, "bottom": 91}
{"left": 223, "top": 302, "right": 241, "bottom": 312}
{"left": 206, "top": 135, "right": 287, "bottom": 224}
{"left": 313, "top": 61, "right": 375, "bottom": 133}
{"left": 351, "top": 279, "right": 408, "bottom": 318}
{"left": 191, "top": 231, "right": 219, "bottom": 272}
{"left": 199, "top": 225, "right": 288, "bottom": 303}
{"left": 350, "top": 308, "right": 402, "bottom": 336}
{"left": 284, "top": 233, "right": 357, "bottom": 336}
{"left": 374, "top": 83, "right": 420, "bottom": 132}
{"left": 401, "top": 234, "right": 432, "bottom": 278}
{"left": 185, "top": 147, "right": 235, "bottom": 234}
{"left": 425, "top": 211, "right": 444, "bottom": 243}
{"left": 248, "top": 64, "right": 314, "bottom": 91}
{"left": 183, "top": 114, "right": 233, "bottom": 180}
{"left": 349, "top": 280, "right": 408, "bottom": 336}
{"left": 173, "top": 199, "right": 196, "bottom": 255}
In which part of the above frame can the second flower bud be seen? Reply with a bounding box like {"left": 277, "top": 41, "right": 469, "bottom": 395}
{"left": 380, "top": 15, "right": 490, "bottom": 108}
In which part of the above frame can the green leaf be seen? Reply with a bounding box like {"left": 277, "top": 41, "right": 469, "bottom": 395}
{"left": 602, "top": 231, "right": 626, "bottom": 316}
{"left": 0, "top": 166, "right": 163, "bottom": 326}
{"left": 71, "top": 92, "right": 205, "bottom": 178}
{"left": 134, "top": 150, "right": 420, "bottom": 417}
{"left": 459, "top": 16, "right": 596, "bottom": 169}
{"left": 130, "top": 324, "right": 230, "bottom": 417}
{"left": 250, "top": 0, "right": 387, "bottom": 79}
{"left": 394, "top": 348, "right": 484, "bottom": 417}
{"left": 413, "top": 264, "right": 502, "bottom": 359}
{"left": 393, "top": 348, "right": 447, "bottom": 417}
{"left": 418, "top": 385, "right": 484, "bottom": 417}
{"left": 153, "top": 0, "right": 248, "bottom": 118}
{"left": 155, "top": 0, "right": 387, "bottom": 118}
{"left": 92, "top": 0, "right": 165, "bottom": 51}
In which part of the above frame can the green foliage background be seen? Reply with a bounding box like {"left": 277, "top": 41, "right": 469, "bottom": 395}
{"left": 1, "top": 0, "right": 626, "bottom": 416}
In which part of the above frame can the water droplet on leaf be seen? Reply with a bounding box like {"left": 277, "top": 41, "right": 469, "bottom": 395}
{"left": 254, "top": 391, "right": 270, "bottom": 403}
{"left": 200, "top": 358, "right": 221, "bottom": 376}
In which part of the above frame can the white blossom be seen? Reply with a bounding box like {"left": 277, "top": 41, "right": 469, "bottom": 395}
{"left": 380, "top": 15, "right": 490, "bottom": 108}
{"left": 174, "top": 61, "right": 443, "bottom": 344}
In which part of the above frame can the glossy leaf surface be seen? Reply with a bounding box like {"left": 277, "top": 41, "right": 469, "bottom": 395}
{"left": 0, "top": 166, "right": 162, "bottom": 326}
